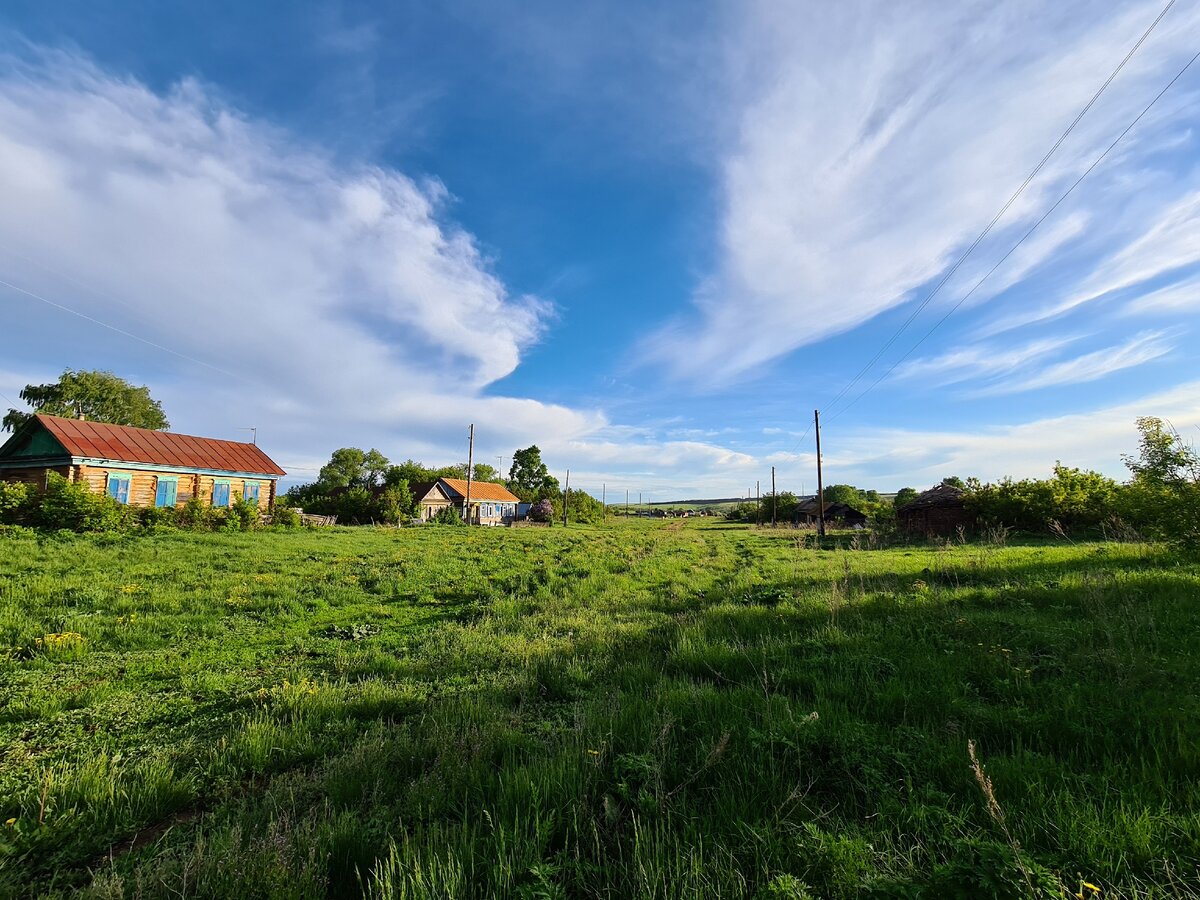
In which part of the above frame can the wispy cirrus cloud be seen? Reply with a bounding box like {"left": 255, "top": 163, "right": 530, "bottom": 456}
{"left": 893, "top": 334, "right": 1082, "bottom": 385}
{"left": 972, "top": 329, "right": 1176, "bottom": 395}
{"left": 644, "top": 0, "right": 1200, "bottom": 383}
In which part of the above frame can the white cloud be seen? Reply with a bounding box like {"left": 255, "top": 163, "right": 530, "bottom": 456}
{"left": 894, "top": 334, "right": 1081, "bottom": 385}
{"left": 644, "top": 0, "right": 1200, "bottom": 382}
{"left": 973, "top": 329, "right": 1175, "bottom": 395}
{"left": 770, "top": 379, "right": 1200, "bottom": 489}
{"left": 1122, "top": 271, "right": 1200, "bottom": 313}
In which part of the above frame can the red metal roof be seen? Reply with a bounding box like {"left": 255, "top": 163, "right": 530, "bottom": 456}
{"left": 36, "top": 415, "right": 286, "bottom": 476}
{"left": 439, "top": 478, "right": 520, "bottom": 502}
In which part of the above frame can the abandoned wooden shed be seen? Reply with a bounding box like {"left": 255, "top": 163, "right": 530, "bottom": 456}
{"left": 896, "top": 483, "right": 974, "bottom": 536}
{"left": 0, "top": 414, "right": 286, "bottom": 510}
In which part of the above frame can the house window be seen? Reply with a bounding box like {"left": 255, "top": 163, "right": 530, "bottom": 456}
{"left": 155, "top": 477, "right": 178, "bottom": 508}
{"left": 106, "top": 474, "right": 131, "bottom": 504}
{"left": 243, "top": 482, "right": 261, "bottom": 505}
{"left": 212, "top": 481, "right": 231, "bottom": 507}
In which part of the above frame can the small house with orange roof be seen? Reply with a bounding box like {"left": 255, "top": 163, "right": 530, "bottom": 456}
{"left": 0, "top": 414, "right": 286, "bottom": 511}
{"left": 409, "top": 477, "right": 520, "bottom": 525}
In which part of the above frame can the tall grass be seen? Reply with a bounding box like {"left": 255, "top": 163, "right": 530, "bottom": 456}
{"left": 0, "top": 522, "right": 1196, "bottom": 897}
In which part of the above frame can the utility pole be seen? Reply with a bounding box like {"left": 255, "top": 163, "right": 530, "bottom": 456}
{"left": 465, "top": 424, "right": 474, "bottom": 525}
{"left": 626, "top": 488, "right": 629, "bottom": 517}
{"left": 562, "top": 469, "right": 570, "bottom": 527}
{"left": 602, "top": 483, "right": 606, "bottom": 523}
{"left": 496, "top": 456, "right": 505, "bottom": 479}
{"left": 756, "top": 480, "right": 761, "bottom": 526}
{"left": 814, "top": 409, "right": 826, "bottom": 538}
{"left": 771, "top": 466, "right": 777, "bottom": 527}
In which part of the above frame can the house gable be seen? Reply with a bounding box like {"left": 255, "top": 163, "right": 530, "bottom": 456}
{"left": 0, "top": 418, "right": 70, "bottom": 467}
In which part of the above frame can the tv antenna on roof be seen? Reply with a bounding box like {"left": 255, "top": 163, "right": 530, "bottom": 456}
{"left": 238, "top": 426, "right": 257, "bottom": 445}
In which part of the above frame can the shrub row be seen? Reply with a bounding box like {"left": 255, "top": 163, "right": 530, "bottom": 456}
{"left": 0, "top": 474, "right": 297, "bottom": 533}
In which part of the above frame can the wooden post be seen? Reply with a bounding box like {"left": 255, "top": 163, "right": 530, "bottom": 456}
{"left": 465, "top": 424, "right": 474, "bottom": 524}
{"left": 626, "top": 488, "right": 629, "bottom": 517}
{"left": 815, "top": 409, "right": 826, "bottom": 538}
{"left": 756, "top": 480, "right": 761, "bottom": 526}
{"left": 602, "top": 483, "right": 606, "bottom": 523}
{"left": 562, "top": 469, "right": 570, "bottom": 527}
{"left": 771, "top": 466, "right": 777, "bottom": 527}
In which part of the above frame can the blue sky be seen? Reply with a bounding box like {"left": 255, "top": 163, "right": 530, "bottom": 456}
{"left": 1, "top": 0, "right": 1198, "bottom": 499}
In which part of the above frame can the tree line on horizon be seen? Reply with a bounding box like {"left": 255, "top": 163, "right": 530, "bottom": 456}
{"left": 4, "top": 371, "right": 1197, "bottom": 543}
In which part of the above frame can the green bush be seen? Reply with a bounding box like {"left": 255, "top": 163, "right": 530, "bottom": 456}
{"left": 430, "top": 505, "right": 464, "bottom": 526}
{"left": 177, "top": 496, "right": 211, "bottom": 530}
{"left": 35, "top": 473, "right": 131, "bottom": 531}
{"left": 137, "top": 505, "right": 179, "bottom": 528}
{"left": 967, "top": 465, "right": 1119, "bottom": 534}
{"left": 271, "top": 504, "right": 301, "bottom": 528}
{"left": 228, "top": 494, "right": 261, "bottom": 530}
{"left": 0, "top": 481, "right": 35, "bottom": 525}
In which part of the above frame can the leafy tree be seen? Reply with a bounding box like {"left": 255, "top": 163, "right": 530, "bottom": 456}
{"left": 318, "top": 448, "right": 390, "bottom": 489}
{"left": 4, "top": 369, "right": 169, "bottom": 432}
{"left": 386, "top": 459, "right": 436, "bottom": 487}
{"left": 894, "top": 487, "right": 919, "bottom": 509}
{"left": 471, "top": 463, "right": 505, "bottom": 484}
{"left": 554, "top": 488, "right": 605, "bottom": 525}
{"left": 1123, "top": 417, "right": 1199, "bottom": 486}
{"left": 1120, "top": 417, "right": 1200, "bottom": 549}
{"left": 528, "top": 498, "right": 554, "bottom": 523}
{"left": 941, "top": 476, "right": 966, "bottom": 489}
{"left": 822, "top": 484, "right": 866, "bottom": 507}
{"left": 508, "top": 445, "right": 560, "bottom": 501}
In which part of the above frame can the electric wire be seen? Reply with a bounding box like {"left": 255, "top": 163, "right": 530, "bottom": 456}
{"left": 827, "top": 46, "right": 1200, "bottom": 423}
{"left": 0, "top": 276, "right": 247, "bottom": 383}
{"left": 817, "top": 0, "right": 1180, "bottom": 423}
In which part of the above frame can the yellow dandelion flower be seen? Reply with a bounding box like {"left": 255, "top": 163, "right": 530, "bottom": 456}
{"left": 1083, "top": 883, "right": 1100, "bottom": 893}
{"left": 4, "top": 817, "right": 15, "bottom": 826}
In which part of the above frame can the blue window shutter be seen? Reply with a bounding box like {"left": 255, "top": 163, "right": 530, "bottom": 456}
{"left": 156, "top": 479, "right": 178, "bottom": 508}
{"left": 213, "top": 482, "right": 230, "bottom": 507}
{"left": 108, "top": 475, "right": 130, "bottom": 504}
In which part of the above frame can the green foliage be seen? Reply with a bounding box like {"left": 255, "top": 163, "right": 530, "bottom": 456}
{"left": 318, "top": 448, "right": 390, "bottom": 489}
{"left": 968, "top": 464, "right": 1120, "bottom": 534}
{"left": 941, "top": 475, "right": 967, "bottom": 489}
{"left": 508, "top": 445, "right": 560, "bottom": 501}
{"left": 270, "top": 504, "right": 301, "bottom": 528}
{"left": 34, "top": 473, "right": 131, "bottom": 531}
{"left": 558, "top": 488, "right": 605, "bottom": 524}
{"left": 0, "top": 481, "right": 34, "bottom": 525}
{"left": 1120, "top": 417, "right": 1200, "bottom": 551}
{"left": 430, "top": 504, "right": 464, "bottom": 525}
{"left": 894, "top": 487, "right": 919, "bottom": 509}
{"left": 1, "top": 522, "right": 1194, "bottom": 898}
{"left": 3, "top": 369, "right": 169, "bottom": 433}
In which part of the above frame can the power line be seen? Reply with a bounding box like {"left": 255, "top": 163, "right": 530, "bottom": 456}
{"left": 828, "top": 46, "right": 1200, "bottom": 422}
{"left": 0, "top": 276, "right": 247, "bottom": 383}
{"left": 820, "top": 0, "right": 1180, "bottom": 421}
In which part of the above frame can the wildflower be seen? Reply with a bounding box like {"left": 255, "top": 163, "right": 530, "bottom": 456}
{"left": 1082, "top": 882, "right": 1100, "bottom": 893}
{"left": 587, "top": 749, "right": 600, "bottom": 756}
{"left": 4, "top": 818, "right": 16, "bottom": 826}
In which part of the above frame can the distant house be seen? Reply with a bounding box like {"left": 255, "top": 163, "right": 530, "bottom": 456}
{"left": 0, "top": 414, "right": 286, "bottom": 510}
{"left": 795, "top": 496, "right": 868, "bottom": 528}
{"left": 411, "top": 477, "right": 520, "bottom": 525}
{"left": 897, "top": 484, "right": 973, "bottom": 536}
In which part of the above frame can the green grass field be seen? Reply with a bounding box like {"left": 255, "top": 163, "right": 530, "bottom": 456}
{"left": 1, "top": 520, "right": 1198, "bottom": 898}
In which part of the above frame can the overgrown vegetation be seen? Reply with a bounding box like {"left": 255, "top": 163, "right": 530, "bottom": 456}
{"left": 0, "top": 475, "right": 272, "bottom": 533}
{"left": 1, "top": 520, "right": 1197, "bottom": 897}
